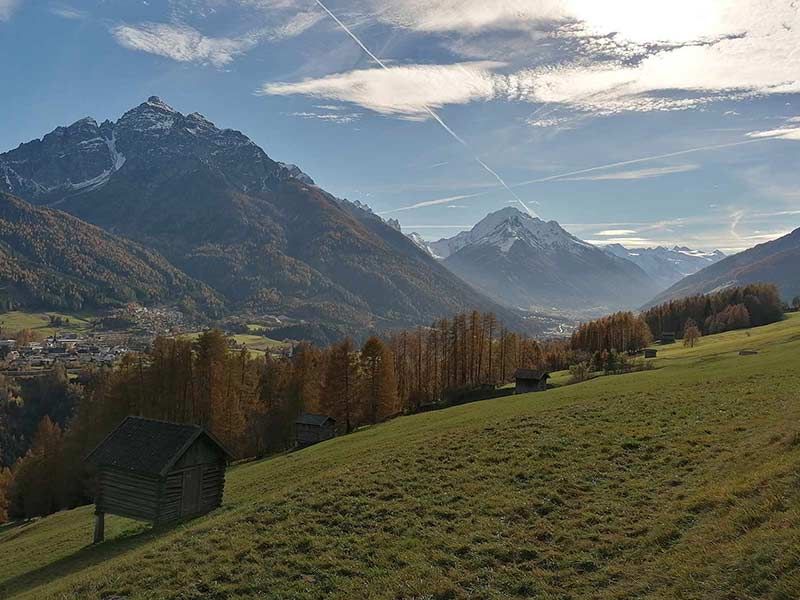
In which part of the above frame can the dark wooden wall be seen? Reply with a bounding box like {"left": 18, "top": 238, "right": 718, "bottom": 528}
{"left": 96, "top": 468, "right": 161, "bottom": 522}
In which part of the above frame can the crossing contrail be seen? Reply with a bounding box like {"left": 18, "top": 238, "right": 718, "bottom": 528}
{"left": 312, "top": 0, "right": 535, "bottom": 216}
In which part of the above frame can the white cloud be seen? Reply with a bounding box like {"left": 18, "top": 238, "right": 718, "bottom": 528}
{"left": 286, "top": 110, "right": 361, "bottom": 124}
{"left": 596, "top": 229, "right": 638, "bottom": 236}
{"left": 746, "top": 125, "right": 800, "bottom": 141}
{"left": 261, "top": 62, "right": 501, "bottom": 120}
{"left": 113, "top": 23, "right": 253, "bottom": 67}
{"left": 270, "top": 1, "right": 798, "bottom": 119}
{"left": 49, "top": 4, "right": 85, "bottom": 20}
{"left": 0, "top": 0, "right": 20, "bottom": 21}
{"left": 560, "top": 164, "right": 700, "bottom": 181}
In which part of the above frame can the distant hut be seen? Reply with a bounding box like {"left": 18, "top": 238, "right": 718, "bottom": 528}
{"left": 86, "top": 416, "right": 231, "bottom": 543}
{"left": 660, "top": 332, "right": 676, "bottom": 345}
{"left": 294, "top": 413, "right": 337, "bottom": 448}
{"left": 644, "top": 348, "right": 658, "bottom": 359}
{"left": 514, "top": 369, "right": 550, "bottom": 394}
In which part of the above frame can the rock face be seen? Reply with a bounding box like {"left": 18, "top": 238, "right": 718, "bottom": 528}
{"left": 604, "top": 244, "right": 725, "bottom": 290}
{"left": 0, "top": 98, "right": 530, "bottom": 342}
{"left": 645, "top": 228, "right": 800, "bottom": 307}
{"left": 430, "top": 208, "right": 661, "bottom": 315}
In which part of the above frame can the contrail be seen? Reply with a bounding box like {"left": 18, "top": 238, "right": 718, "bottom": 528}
{"left": 312, "top": 0, "right": 535, "bottom": 216}
{"left": 511, "top": 138, "right": 770, "bottom": 188}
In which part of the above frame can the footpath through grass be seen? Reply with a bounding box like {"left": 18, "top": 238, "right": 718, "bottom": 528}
{"left": 2, "top": 316, "right": 800, "bottom": 599}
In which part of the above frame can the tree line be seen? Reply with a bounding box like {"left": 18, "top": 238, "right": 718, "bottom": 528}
{"left": 0, "top": 311, "right": 568, "bottom": 522}
{"left": 641, "top": 283, "right": 784, "bottom": 338}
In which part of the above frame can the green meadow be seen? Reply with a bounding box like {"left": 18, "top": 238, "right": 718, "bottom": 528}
{"left": 0, "top": 311, "right": 93, "bottom": 338}
{"left": 2, "top": 315, "right": 799, "bottom": 599}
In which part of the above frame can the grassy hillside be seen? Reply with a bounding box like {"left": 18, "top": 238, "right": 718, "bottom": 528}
{"left": 2, "top": 316, "right": 800, "bottom": 599}
{"left": 0, "top": 310, "right": 94, "bottom": 337}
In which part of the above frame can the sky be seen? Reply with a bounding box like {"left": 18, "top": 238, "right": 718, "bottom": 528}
{"left": 1, "top": 0, "right": 799, "bottom": 253}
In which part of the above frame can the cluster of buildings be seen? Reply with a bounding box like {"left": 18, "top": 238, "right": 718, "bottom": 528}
{"left": 0, "top": 333, "right": 129, "bottom": 374}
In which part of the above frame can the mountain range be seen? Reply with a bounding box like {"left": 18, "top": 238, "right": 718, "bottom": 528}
{"left": 647, "top": 227, "right": 800, "bottom": 307}
{"left": 413, "top": 208, "right": 661, "bottom": 315}
{"left": 603, "top": 244, "right": 725, "bottom": 290}
{"left": 0, "top": 97, "right": 534, "bottom": 342}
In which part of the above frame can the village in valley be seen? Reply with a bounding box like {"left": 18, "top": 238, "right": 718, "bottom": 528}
{"left": 0, "top": 303, "right": 293, "bottom": 377}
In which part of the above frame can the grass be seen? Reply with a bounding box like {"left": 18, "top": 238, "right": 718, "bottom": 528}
{"left": 2, "top": 315, "right": 800, "bottom": 599}
{"left": 0, "top": 311, "right": 94, "bottom": 338}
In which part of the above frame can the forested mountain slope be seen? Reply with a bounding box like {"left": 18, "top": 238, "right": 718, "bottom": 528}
{"left": 646, "top": 227, "right": 800, "bottom": 306}
{"left": 0, "top": 192, "right": 221, "bottom": 313}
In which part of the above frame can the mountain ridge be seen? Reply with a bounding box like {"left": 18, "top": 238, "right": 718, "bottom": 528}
{"left": 0, "top": 98, "right": 537, "bottom": 342}
{"left": 645, "top": 227, "right": 800, "bottom": 307}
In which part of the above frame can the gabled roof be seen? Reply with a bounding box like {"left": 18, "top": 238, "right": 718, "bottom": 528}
{"left": 514, "top": 369, "right": 550, "bottom": 381}
{"left": 86, "top": 416, "right": 232, "bottom": 477}
{"left": 295, "top": 413, "right": 335, "bottom": 427}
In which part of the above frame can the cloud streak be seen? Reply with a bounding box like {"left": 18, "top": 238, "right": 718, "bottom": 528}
{"left": 0, "top": 0, "right": 20, "bottom": 21}
{"left": 112, "top": 23, "right": 253, "bottom": 67}
{"left": 558, "top": 164, "right": 699, "bottom": 181}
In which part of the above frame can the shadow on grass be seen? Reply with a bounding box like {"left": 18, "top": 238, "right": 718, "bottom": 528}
{"left": 0, "top": 523, "right": 164, "bottom": 598}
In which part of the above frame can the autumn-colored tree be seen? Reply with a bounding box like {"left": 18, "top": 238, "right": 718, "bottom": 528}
{"left": 321, "top": 338, "right": 357, "bottom": 432}
{"left": 9, "top": 416, "right": 64, "bottom": 519}
{"left": 0, "top": 467, "right": 12, "bottom": 523}
{"left": 360, "top": 337, "right": 399, "bottom": 423}
{"left": 684, "top": 320, "right": 701, "bottom": 348}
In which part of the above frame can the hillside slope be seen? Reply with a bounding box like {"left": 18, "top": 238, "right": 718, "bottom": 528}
{"left": 2, "top": 315, "right": 800, "bottom": 599}
{"left": 647, "top": 227, "right": 800, "bottom": 306}
{"left": 0, "top": 98, "right": 529, "bottom": 341}
{"left": 0, "top": 192, "right": 221, "bottom": 313}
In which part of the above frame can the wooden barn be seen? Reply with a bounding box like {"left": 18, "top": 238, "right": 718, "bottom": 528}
{"left": 86, "top": 416, "right": 231, "bottom": 543}
{"left": 644, "top": 348, "right": 658, "bottom": 358}
{"left": 514, "top": 369, "right": 550, "bottom": 394}
{"left": 294, "top": 413, "right": 337, "bottom": 448}
{"left": 660, "top": 332, "right": 677, "bottom": 345}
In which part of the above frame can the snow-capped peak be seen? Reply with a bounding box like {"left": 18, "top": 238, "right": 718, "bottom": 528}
{"left": 430, "top": 207, "right": 592, "bottom": 258}
{"left": 145, "top": 96, "right": 175, "bottom": 113}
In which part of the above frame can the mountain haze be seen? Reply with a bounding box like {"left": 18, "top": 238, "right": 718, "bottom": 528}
{"left": 423, "top": 208, "right": 660, "bottom": 314}
{"left": 604, "top": 244, "right": 725, "bottom": 289}
{"left": 0, "top": 98, "right": 532, "bottom": 341}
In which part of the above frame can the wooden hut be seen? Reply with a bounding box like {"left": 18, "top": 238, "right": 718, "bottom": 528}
{"left": 86, "top": 416, "right": 231, "bottom": 543}
{"left": 660, "top": 332, "right": 676, "bottom": 345}
{"left": 514, "top": 369, "right": 550, "bottom": 394}
{"left": 644, "top": 348, "right": 658, "bottom": 359}
{"left": 294, "top": 413, "right": 337, "bottom": 448}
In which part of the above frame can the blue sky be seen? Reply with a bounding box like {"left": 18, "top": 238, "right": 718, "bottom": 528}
{"left": 1, "top": 0, "right": 799, "bottom": 252}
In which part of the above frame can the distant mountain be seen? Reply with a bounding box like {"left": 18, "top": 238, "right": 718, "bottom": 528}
{"left": 604, "top": 244, "right": 725, "bottom": 290}
{"left": 0, "top": 97, "right": 531, "bottom": 342}
{"left": 646, "top": 228, "right": 800, "bottom": 307}
{"left": 0, "top": 192, "right": 221, "bottom": 314}
{"left": 429, "top": 208, "right": 660, "bottom": 314}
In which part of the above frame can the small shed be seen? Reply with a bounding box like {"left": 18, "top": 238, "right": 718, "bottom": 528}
{"left": 644, "top": 348, "right": 658, "bottom": 359}
{"left": 294, "top": 413, "right": 336, "bottom": 448}
{"left": 86, "top": 416, "right": 231, "bottom": 543}
{"left": 660, "top": 332, "right": 676, "bottom": 345}
{"left": 514, "top": 369, "right": 550, "bottom": 394}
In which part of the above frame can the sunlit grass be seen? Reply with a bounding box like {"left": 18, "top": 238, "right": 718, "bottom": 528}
{"left": 2, "top": 315, "right": 799, "bottom": 599}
